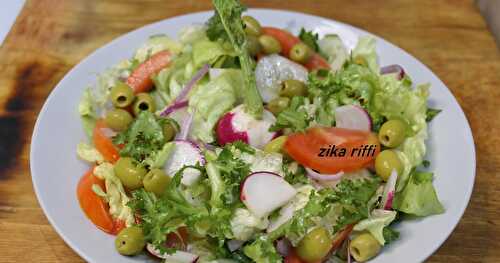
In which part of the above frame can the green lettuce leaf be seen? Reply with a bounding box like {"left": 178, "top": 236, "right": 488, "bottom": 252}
{"left": 393, "top": 171, "right": 445, "bottom": 216}
{"left": 134, "top": 34, "right": 182, "bottom": 63}
{"left": 353, "top": 209, "right": 397, "bottom": 245}
{"left": 78, "top": 88, "right": 98, "bottom": 138}
{"left": 192, "top": 39, "right": 237, "bottom": 67}
{"left": 189, "top": 70, "right": 242, "bottom": 143}
{"left": 352, "top": 36, "right": 379, "bottom": 73}
{"left": 243, "top": 236, "right": 281, "bottom": 263}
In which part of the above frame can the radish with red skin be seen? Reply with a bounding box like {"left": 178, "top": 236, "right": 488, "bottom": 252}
{"left": 146, "top": 243, "right": 199, "bottom": 262}
{"left": 335, "top": 105, "right": 372, "bottom": 131}
{"left": 216, "top": 105, "right": 277, "bottom": 149}
{"left": 216, "top": 112, "right": 249, "bottom": 145}
{"left": 240, "top": 171, "right": 296, "bottom": 217}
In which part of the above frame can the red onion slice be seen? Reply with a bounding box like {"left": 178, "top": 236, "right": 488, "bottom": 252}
{"left": 159, "top": 64, "right": 209, "bottom": 116}
{"left": 306, "top": 167, "right": 344, "bottom": 181}
{"left": 276, "top": 238, "right": 292, "bottom": 256}
{"left": 381, "top": 169, "right": 398, "bottom": 210}
{"left": 160, "top": 100, "right": 188, "bottom": 117}
{"left": 380, "top": 64, "right": 405, "bottom": 80}
{"left": 175, "top": 110, "right": 194, "bottom": 141}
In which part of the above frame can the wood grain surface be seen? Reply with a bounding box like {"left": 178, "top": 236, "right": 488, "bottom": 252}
{"left": 0, "top": 0, "right": 498, "bottom": 262}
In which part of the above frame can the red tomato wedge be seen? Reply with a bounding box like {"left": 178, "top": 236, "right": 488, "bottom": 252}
{"left": 284, "top": 127, "right": 380, "bottom": 174}
{"left": 261, "top": 27, "right": 330, "bottom": 71}
{"left": 126, "top": 50, "right": 172, "bottom": 93}
{"left": 284, "top": 250, "right": 304, "bottom": 263}
{"left": 77, "top": 168, "right": 114, "bottom": 233}
{"left": 165, "top": 227, "right": 189, "bottom": 250}
{"left": 331, "top": 224, "right": 354, "bottom": 251}
{"left": 93, "top": 120, "right": 120, "bottom": 163}
{"left": 112, "top": 219, "right": 127, "bottom": 235}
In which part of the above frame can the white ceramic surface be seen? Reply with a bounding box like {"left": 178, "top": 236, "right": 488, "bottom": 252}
{"left": 30, "top": 9, "right": 476, "bottom": 263}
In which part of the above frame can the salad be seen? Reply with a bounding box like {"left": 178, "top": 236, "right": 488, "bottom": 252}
{"left": 76, "top": 0, "right": 444, "bottom": 262}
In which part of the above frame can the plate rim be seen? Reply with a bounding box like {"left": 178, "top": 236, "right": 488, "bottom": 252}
{"left": 29, "top": 8, "right": 476, "bottom": 263}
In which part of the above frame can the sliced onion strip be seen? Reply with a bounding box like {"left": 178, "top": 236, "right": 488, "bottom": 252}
{"left": 305, "top": 167, "right": 344, "bottom": 181}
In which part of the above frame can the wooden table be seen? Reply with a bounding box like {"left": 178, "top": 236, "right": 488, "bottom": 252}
{"left": 0, "top": 0, "right": 498, "bottom": 262}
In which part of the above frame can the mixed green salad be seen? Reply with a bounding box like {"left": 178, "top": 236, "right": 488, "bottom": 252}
{"left": 76, "top": 0, "right": 444, "bottom": 262}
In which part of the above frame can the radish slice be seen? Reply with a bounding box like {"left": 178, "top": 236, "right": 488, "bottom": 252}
{"left": 381, "top": 169, "right": 398, "bottom": 210}
{"left": 216, "top": 112, "right": 249, "bottom": 145}
{"left": 159, "top": 64, "right": 209, "bottom": 116}
{"left": 380, "top": 64, "right": 405, "bottom": 80}
{"left": 216, "top": 105, "right": 277, "bottom": 149}
{"left": 305, "top": 167, "right": 344, "bottom": 181}
{"left": 335, "top": 105, "right": 372, "bottom": 131}
{"left": 227, "top": 240, "right": 244, "bottom": 252}
{"left": 164, "top": 140, "right": 205, "bottom": 186}
{"left": 146, "top": 243, "right": 199, "bottom": 262}
{"left": 240, "top": 172, "right": 297, "bottom": 217}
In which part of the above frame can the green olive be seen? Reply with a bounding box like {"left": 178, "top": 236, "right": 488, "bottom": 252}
{"left": 143, "top": 169, "right": 171, "bottom": 196}
{"left": 354, "top": 56, "right": 367, "bottom": 66}
{"left": 115, "top": 226, "right": 146, "bottom": 256}
{"left": 279, "top": 79, "right": 307, "bottom": 98}
{"left": 378, "top": 120, "right": 407, "bottom": 148}
{"left": 297, "top": 227, "right": 332, "bottom": 262}
{"left": 375, "top": 150, "right": 403, "bottom": 181}
{"left": 264, "top": 136, "right": 288, "bottom": 153}
{"left": 242, "top": 15, "right": 262, "bottom": 36}
{"left": 246, "top": 35, "right": 262, "bottom": 56}
{"left": 289, "top": 42, "right": 312, "bottom": 63}
{"left": 110, "top": 82, "right": 135, "bottom": 108}
{"left": 259, "top": 35, "right": 282, "bottom": 54}
{"left": 349, "top": 232, "right": 381, "bottom": 262}
{"left": 267, "top": 97, "right": 290, "bottom": 115}
{"left": 133, "top": 93, "right": 156, "bottom": 116}
{"left": 114, "top": 157, "right": 147, "bottom": 190}
{"left": 104, "top": 109, "right": 133, "bottom": 132}
{"left": 162, "top": 121, "right": 178, "bottom": 142}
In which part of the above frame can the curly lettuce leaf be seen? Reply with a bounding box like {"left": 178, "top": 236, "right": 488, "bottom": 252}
{"left": 208, "top": 0, "right": 263, "bottom": 117}
{"left": 113, "top": 111, "right": 166, "bottom": 162}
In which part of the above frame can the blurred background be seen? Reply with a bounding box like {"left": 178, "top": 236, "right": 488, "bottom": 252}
{"left": 0, "top": 0, "right": 499, "bottom": 262}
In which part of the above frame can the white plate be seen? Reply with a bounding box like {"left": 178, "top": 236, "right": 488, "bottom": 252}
{"left": 30, "top": 9, "right": 476, "bottom": 263}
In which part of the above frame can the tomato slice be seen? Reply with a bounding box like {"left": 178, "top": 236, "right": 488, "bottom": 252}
{"left": 284, "top": 127, "right": 380, "bottom": 174}
{"left": 261, "top": 27, "right": 330, "bottom": 71}
{"left": 165, "top": 227, "right": 189, "bottom": 250}
{"left": 126, "top": 50, "right": 172, "bottom": 93}
{"left": 284, "top": 250, "right": 304, "bottom": 263}
{"left": 111, "top": 219, "right": 127, "bottom": 235}
{"left": 77, "top": 168, "right": 115, "bottom": 233}
{"left": 93, "top": 120, "right": 120, "bottom": 163}
{"left": 331, "top": 224, "right": 354, "bottom": 251}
